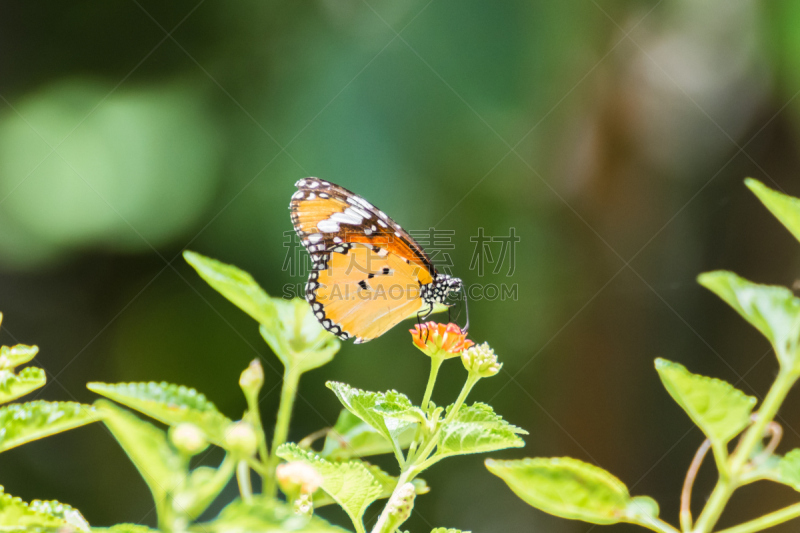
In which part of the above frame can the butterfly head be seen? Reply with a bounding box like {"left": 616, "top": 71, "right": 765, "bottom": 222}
{"left": 423, "top": 273, "right": 463, "bottom": 305}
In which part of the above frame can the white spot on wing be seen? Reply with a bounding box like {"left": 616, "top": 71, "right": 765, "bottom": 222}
{"left": 318, "top": 219, "right": 339, "bottom": 232}
{"left": 330, "top": 211, "right": 362, "bottom": 225}
{"left": 308, "top": 233, "right": 323, "bottom": 243}
{"left": 346, "top": 206, "right": 371, "bottom": 220}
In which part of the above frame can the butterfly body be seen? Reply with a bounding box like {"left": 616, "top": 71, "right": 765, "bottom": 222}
{"left": 289, "top": 178, "right": 463, "bottom": 343}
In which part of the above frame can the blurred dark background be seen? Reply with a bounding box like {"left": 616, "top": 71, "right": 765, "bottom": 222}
{"left": 2, "top": 0, "right": 800, "bottom": 531}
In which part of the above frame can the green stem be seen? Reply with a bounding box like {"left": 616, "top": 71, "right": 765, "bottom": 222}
{"left": 264, "top": 367, "right": 301, "bottom": 497}
{"left": 631, "top": 517, "right": 682, "bottom": 533}
{"left": 715, "top": 503, "right": 800, "bottom": 533}
{"left": 421, "top": 356, "right": 444, "bottom": 411}
{"left": 692, "top": 370, "right": 798, "bottom": 533}
{"left": 244, "top": 391, "right": 270, "bottom": 473}
{"left": 445, "top": 373, "right": 479, "bottom": 424}
{"left": 237, "top": 460, "right": 253, "bottom": 502}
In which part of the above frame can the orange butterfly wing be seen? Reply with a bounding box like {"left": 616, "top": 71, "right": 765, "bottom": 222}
{"left": 313, "top": 244, "right": 426, "bottom": 343}
{"left": 290, "top": 178, "right": 439, "bottom": 342}
{"left": 290, "top": 178, "right": 434, "bottom": 285}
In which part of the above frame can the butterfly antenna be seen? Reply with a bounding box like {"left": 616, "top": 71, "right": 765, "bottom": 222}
{"left": 461, "top": 285, "right": 470, "bottom": 334}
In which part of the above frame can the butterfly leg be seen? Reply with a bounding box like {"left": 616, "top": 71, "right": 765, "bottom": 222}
{"left": 418, "top": 303, "right": 434, "bottom": 343}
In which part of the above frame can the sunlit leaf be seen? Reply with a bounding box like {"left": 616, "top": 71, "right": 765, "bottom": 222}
{"left": 184, "top": 250, "right": 277, "bottom": 326}
{"left": 203, "top": 496, "right": 348, "bottom": 533}
{"left": 436, "top": 403, "right": 526, "bottom": 460}
{"left": 321, "top": 409, "right": 399, "bottom": 460}
{"left": 0, "top": 344, "right": 38, "bottom": 371}
{"left": 0, "top": 367, "right": 46, "bottom": 404}
{"left": 0, "top": 486, "right": 75, "bottom": 530}
{"left": 312, "top": 459, "right": 428, "bottom": 508}
{"left": 327, "top": 382, "right": 420, "bottom": 460}
{"left": 698, "top": 271, "right": 800, "bottom": 367}
{"left": 431, "top": 529, "right": 470, "bottom": 533}
{"left": 486, "top": 457, "right": 658, "bottom": 525}
{"left": 776, "top": 449, "right": 800, "bottom": 491}
{"left": 0, "top": 401, "right": 98, "bottom": 453}
{"left": 87, "top": 381, "right": 232, "bottom": 445}
{"left": 746, "top": 178, "right": 800, "bottom": 245}
{"left": 93, "top": 525, "right": 159, "bottom": 533}
{"left": 655, "top": 359, "right": 755, "bottom": 446}
{"left": 29, "top": 499, "right": 90, "bottom": 531}
{"left": 94, "top": 400, "right": 186, "bottom": 511}
{"left": 258, "top": 298, "right": 340, "bottom": 373}
{"left": 277, "top": 443, "right": 382, "bottom": 528}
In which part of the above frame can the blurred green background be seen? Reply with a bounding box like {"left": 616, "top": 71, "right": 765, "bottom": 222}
{"left": 2, "top": 0, "right": 800, "bottom": 531}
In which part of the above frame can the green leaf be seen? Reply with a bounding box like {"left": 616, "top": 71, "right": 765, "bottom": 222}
{"left": 259, "top": 298, "right": 341, "bottom": 373}
{"left": 200, "top": 497, "right": 347, "bottom": 533}
{"left": 431, "top": 529, "right": 470, "bottom": 533}
{"left": 746, "top": 178, "right": 800, "bottom": 244}
{"left": 0, "top": 401, "right": 98, "bottom": 453}
{"left": 0, "top": 344, "right": 39, "bottom": 371}
{"left": 184, "top": 250, "right": 278, "bottom": 326}
{"left": 436, "top": 403, "right": 526, "bottom": 459}
{"left": 87, "top": 381, "right": 232, "bottom": 446}
{"left": 776, "top": 449, "right": 800, "bottom": 491}
{"left": 655, "top": 359, "right": 756, "bottom": 447}
{"left": 698, "top": 271, "right": 800, "bottom": 367}
{"left": 94, "top": 400, "right": 186, "bottom": 513}
{"left": 486, "top": 457, "right": 658, "bottom": 525}
{"left": 0, "top": 367, "right": 46, "bottom": 404}
{"left": 321, "top": 410, "right": 398, "bottom": 460}
{"left": 29, "top": 499, "right": 90, "bottom": 531}
{"left": 0, "top": 486, "right": 83, "bottom": 531}
{"left": 93, "top": 525, "right": 159, "bottom": 533}
{"left": 277, "top": 443, "right": 383, "bottom": 529}
{"left": 326, "top": 382, "right": 420, "bottom": 460}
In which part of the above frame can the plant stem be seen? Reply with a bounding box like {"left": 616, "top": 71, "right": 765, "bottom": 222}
{"left": 243, "top": 389, "right": 270, "bottom": 473}
{"left": 421, "top": 356, "right": 444, "bottom": 411}
{"left": 237, "top": 460, "right": 253, "bottom": 502}
{"left": 264, "top": 366, "right": 301, "bottom": 497}
{"left": 445, "top": 373, "right": 479, "bottom": 424}
{"left": 715, "top": 503, "right": 800, "bottom": 533}
{"left": 692, "top": 369, "right": 798, "bottom": 533}
{"left": 634, "top": 517, "right": 682, "bottom": 533}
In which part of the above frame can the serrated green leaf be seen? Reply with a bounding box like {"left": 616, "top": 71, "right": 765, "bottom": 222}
{"left": 0, "top": 401, "right": 98, "bottom": 453}
{"left": 29, "top": 499, "right": 89, "bottom": 531}
{"left": 0, "top": 367, "right": 46, "bottom": 405}
{"left": 184, "top": 250, "right": 277, "bottom": 326}
{"left": 326, "top": 382, "right": 419, "bottom": 461}
{"left": 698, "top": 271, "right": 800, "bottom": 368}
{"left": 258, "top": 298, "right": 340, "bottom": 372}
{"left": 87, "top": 381, "right": 232, "bottom": 445}
{"left": 0, "top": 486, "right": 70, "bottom": 530}
{"left": 277, "top": 443, "right": 382, "bottom": 529}
{"left": 486, "top": 457, "right": 655, "bottom": 525}
{"left": 92, "top": 525, "right": 159, "bottom": 533}
{"left": 436, "top": 403, "right": 526, "bottom": 460}
{"left": 199, "top": 497, "right": 347, "bottom": 533}
{"left": 655, "top": 359, "right": 755, "bottom": 447}
{"left": 0, "top": 344, "right": 39, "bottom": 371}
{"left": 321, "top": 409, "right": 398, "bottom": 460}
{"left": 776, "top": 449, "right": 800, "bottom": 491}
{"left": 94, "top": 400, "right": 186, "bottom": 514}
{"left": 746, "top": 178, "right": 800, "bottom": 245}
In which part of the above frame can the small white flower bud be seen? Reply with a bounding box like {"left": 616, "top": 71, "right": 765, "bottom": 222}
{"left": 224, "top": 421, "right": 258, "bottom": 457}
{"left": 239, "top": 359, "right": 264, "bottom": 393}
{"left": 461, "top": 342, "right": 502, "bottom": 378}
{"left": 277, "top": 461, "right": 323, "bottom": 495}
{"left": 169, "top": 423, "right": 209, "bottom": 455}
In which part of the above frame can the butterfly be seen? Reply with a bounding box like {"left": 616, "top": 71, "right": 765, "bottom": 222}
{"left": 290, "top": 178, "right": 466, "bottom": 343}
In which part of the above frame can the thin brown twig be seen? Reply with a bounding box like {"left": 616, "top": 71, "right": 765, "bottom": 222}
{"left": 750, "top": 421, "right": 783, "bottom": 468}
{"left": 681, "top": 439, "right": 712, "bottom": 532}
